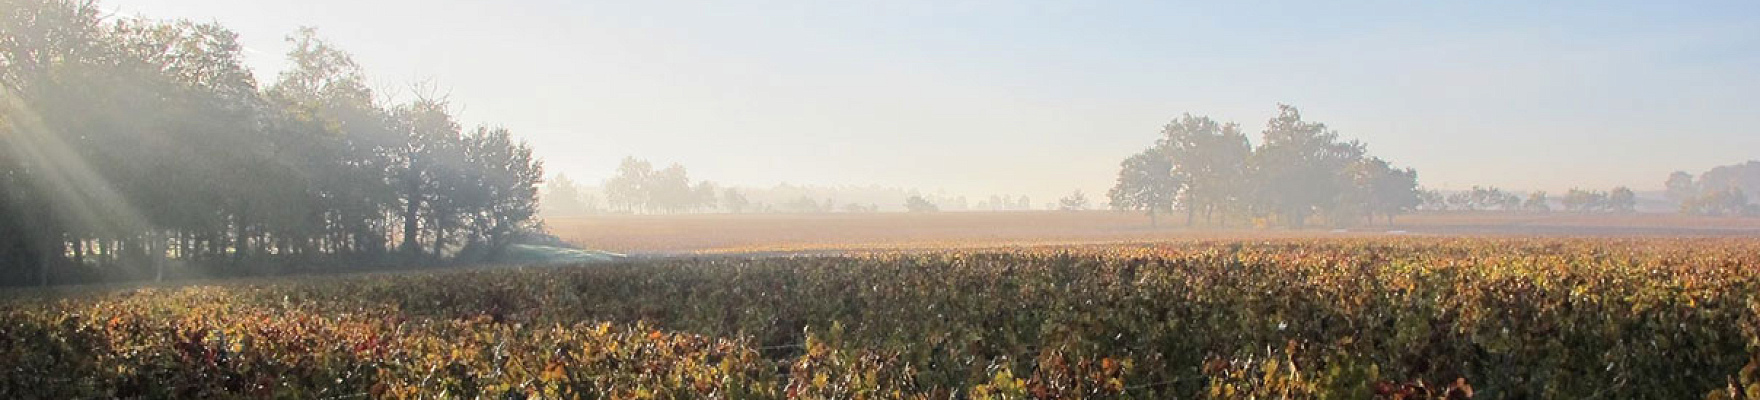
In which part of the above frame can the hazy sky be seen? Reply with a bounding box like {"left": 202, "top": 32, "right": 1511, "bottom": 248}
{"left": 115, "top": 0, "right": 1760, "bottom": 202}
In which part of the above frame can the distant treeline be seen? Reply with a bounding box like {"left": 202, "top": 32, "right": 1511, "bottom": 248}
{"left": 1107, "top": 106, "right": 1421, "bottom": 228}
{"left": 1667, "top": 161, "right": 1760, "bottom": 216}
{"left": 1415, "top": 186, "right": 1637, "bottom": 213}
{"left": 1428, "top": 161, "right": 1760, "bottom": 216}
{"left": 0, "top": 1, "right": 543, "bottom": 286}
{"left": 541, "top": 157, "right": 1034, "bottom": 215}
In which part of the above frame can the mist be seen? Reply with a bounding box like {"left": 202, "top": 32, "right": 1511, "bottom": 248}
{"left": 11, "top": 2, "right": 1760, "bottom": 398}
{"left": 103, "top": 0, "right": 1760, "bottom": 203}
{"left": 6, "top": 0, "right": 1760, "bottom": 286}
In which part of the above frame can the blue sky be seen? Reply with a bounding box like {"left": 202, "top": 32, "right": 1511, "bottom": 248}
{"left": 116, "top": 0, "right": 1760, "bottom": 201}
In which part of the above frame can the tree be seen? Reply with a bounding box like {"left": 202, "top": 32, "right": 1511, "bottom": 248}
{"left": 1441, "top": 186, "right": 1521, "bottom": 211}
{"left": 1667, "top": 161, "right": 1760, "bottom": 216}
{"left": 1417, "top": 189, "right": 1447, "bottom": 211}
{"left": 1499, "top": 192, "right": 1521, "bottom": 211}
{"left": 1697, "top": 161, "right": 1760, "bottom": 202}
{"left": 603, "top": 157, "right": 652, "bottom": 213}
{"left": 1665, "top": 171, "right": 1697, "bottom": 204}
{"left": 601, "top": 157, "right": 717, "bottom": 214}
{"left": 904, "top": 195, "right": 938, "bottom": 212}
{"left": 1250, "top": 104, "right": 1364, "bottom": 227}
{"left": 1561, "top": 188, "right": 1609, "bottom": 212}
{"left": 0, "top": 8, "right": 548, "bottom": 285}
{"left": 1607, "top": 186, "right": 1637, "bottom": 213}
{"left": 1106, "top": 149, "right": 1179, "bottom": 227}
{"left": 456, "top": 126, "right": 543, "bottom": 258}
{"left": 782, "top": 195, "right": 824, "bottom": 213}
{"left": 268, "top": 27, "right": 399, "bottom": 258}
{"left": 1058, "top": 190, "right": 1091, "bottom": 211}
{"left": 648, "top": 163, "right": 693, "bottom": 213}
{"left": 1556, "top": 187, "right": 1634, "bottom": 213}
{"left": 1106, "top": 105, "right": 1420, "bottom": 229}
{"left": 388, "top": 98, "right": 465, "bottom": 257}
{"left": 1682, "top": 188, "right": 1752, "bottom": 216}
{"left": 1352, "top": 157, "right": 1420, "bottom": 225}
{"left": 2, "top": 0, "right": 159, "bottom": 283}
{"left": 541, "top": 174, "right": 589, "bottom": 216}
{"left": 1157, "top": 114, "right": 1251, "bottom": 225}
{"left": 691, "top": 181, "right": 719, "bottom": 213}
{"left": 1522, "top": 191, "right": 1551, "bottom": 212}
{"left": 1445, "top": 192, "right": 1473, "bottom": 211}
{"left": 721, "top": 188, "right": 751, "bottom": 213}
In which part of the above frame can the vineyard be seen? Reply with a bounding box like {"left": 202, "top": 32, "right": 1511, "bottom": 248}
{"left": 4, "top": 238, "right": 1760, "bottom": 398}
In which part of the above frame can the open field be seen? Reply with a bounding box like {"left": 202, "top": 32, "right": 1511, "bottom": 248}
{"left": 549, "top": 211, "right": 1760, "bottom": 254}
{"left": 10, "top": 212, "right": 1760, "bottom": 398}
{"left": 4, "top": 237, "right": 1759, "bottom": 398}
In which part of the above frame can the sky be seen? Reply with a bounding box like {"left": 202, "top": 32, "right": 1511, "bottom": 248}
{"left": 113, "top": 0, "right": 1760, "bottom": 202}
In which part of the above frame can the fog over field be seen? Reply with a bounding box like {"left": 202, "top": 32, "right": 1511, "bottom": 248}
{"left": 12, "top": 2, "right": 1760, "bottom": 398}
{"left": 6, "top": 0, "right": 1760, "bottom": 286}
{"left": 107, "top": 0, "right": 1760, "bottom": 203}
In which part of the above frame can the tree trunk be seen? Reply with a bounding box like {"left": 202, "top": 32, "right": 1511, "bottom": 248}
{"left": 1149, "top": 209, "right": 1158, "bottom": 228}
{"left": 31, "top": 223, "right": 64, "bottom": 287}
{"left": 37, "top": 237, "right": 54, "bottom": 287}
{"left": 433, "top": 224, "right": 446, "bottom": 260}
{"left": 234, "top": 213, "right": 249, "bottom": 261}
{"left": 402, "top": 181, "right": 422, "bottom": 255}
{"left": 208, "top": 232, "right": 224, "bottom": 259}
{"left": 152, "top": 231, "right": 165, "bottom": 282}
{"left": 96, "top": 239, "right": 108, "bottom": 267}
{"left": 125, "top": 236, "right": 141, "bottom": 271}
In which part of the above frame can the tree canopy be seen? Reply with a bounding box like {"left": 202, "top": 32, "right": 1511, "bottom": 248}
{"left": 1106, "top": 149, "right": 1179, "bottom": 226}
{"left": 602, "top": 157, "right": 717, "bottom": 214}
{"left": 0, "top": 1, "right": 544, "bottom": 285}
{"left": 1667, "top": 161, "right": 1760, "bottom": 216}
{"left": 904, "top": 195, "right": 939, "bottom": 212}
{"left": 1107, "top": 105, "right": 1420, "bottom": 228}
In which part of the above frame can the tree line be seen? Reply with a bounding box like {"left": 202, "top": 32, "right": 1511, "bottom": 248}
{"left": 0, "top": 0, "right": 543, "bottom": 286}
{"left": 601, "top": 157, "right": 718, "bottom": 214}
{"left": 1415, "top": 186, "right": 1635, "bottom": 213}
{"left": 1107, "top": 105, "right": 1421, "bottom": 228}
{"left": 550, "top": 159, "right": 937, "bottom": 215}
{"left": 1667, "top": 161, "right": 1760, "bottom": 216}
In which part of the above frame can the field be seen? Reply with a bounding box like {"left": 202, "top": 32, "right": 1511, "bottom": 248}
{"left": 550, "top": 211, "right": 1760, "bottom": 254}
{"left": 5, "top": 213, "right": 1760, "bottom": 398}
